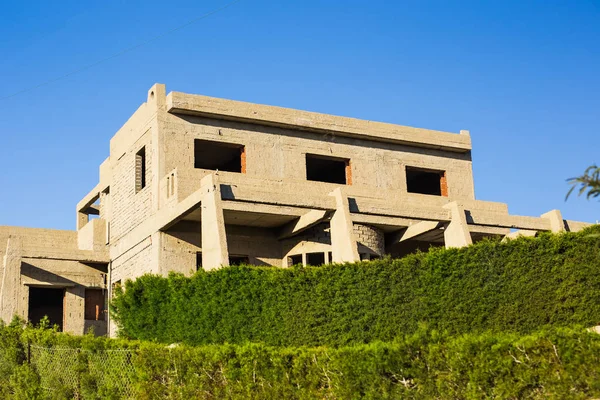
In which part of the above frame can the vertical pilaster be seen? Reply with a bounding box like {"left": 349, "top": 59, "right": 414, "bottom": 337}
{"left": 328, "top": 188, "right": 360, "bottom": 263}
{"left": 200, "top": 174, "right": 230, "bottom": 270}
{"left": 541, "top": 209, "right": 566, "bottom": 233}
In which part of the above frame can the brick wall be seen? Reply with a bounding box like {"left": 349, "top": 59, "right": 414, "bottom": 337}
{"left": 353, "top": 224, "right": 385, "bottom": 257}
{"left": 110, "top": 130, "right": 153, "bottom": 242}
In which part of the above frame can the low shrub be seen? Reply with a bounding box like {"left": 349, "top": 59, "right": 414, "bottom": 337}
{"left": 112, "top": 226, "right": 600, "bottom": 346}
{"left": 2, "top": 323, "right": 600, "bottom": 399}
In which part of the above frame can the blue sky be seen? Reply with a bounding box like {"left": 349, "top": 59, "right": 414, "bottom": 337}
{"left": 0, "top": 0, "right": 598, "bottom": 229}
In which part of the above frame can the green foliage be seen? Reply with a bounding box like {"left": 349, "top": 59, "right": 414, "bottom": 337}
{"left": 112, "top": 226, "right": 600, "bottom": 347}
{"left": 567, "top": 164, "right": 600, "bottom": 200}
{"left": 2, "top": 323, "right": 600, "bottom": 399}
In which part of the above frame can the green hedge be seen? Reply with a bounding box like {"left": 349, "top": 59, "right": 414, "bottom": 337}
{"left": 112, "top": 226, "right": 600, "bottom": 347}
{"left": 2, "top": 322, "right": 600, "bottom": 399}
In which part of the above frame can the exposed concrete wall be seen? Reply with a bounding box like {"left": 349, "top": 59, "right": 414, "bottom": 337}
{"left": 110, "top": 237, "right": 154, "bottom": 284}
{"left": 159, "top": 114, "right": 476, "bottom": 205}
{"left": 0, "top": 237, "right": 22, "bottom": 323}
{"left": 110, "top": 128, "right": 154, "bottom": 242}
{"left": 226, "top": 225, "right": 282, "bottom": 267}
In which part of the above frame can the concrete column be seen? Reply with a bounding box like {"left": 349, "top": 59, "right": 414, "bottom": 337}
{"left": 0, "top": 237, "right": 22, "bottom": 323}
{"left": 541, "top": 209, "right": 566, "bottom": 233}
{"left": 442, "top": 202, "right": 473, "bottom": 248}
{"left": 328, "top": 188, "right": 360, "bottom": 263}
{"left": 200, "top": 174, "right": 230, "bottom": 270}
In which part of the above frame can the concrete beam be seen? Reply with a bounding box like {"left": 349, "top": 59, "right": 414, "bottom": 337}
{"left": 200, "top": 174, "right": 230, "bottom": 270}
{"left": 278, "top": 210, "right": 329, "bottom": 239}
{"left": 443, "top": 202, "right": 472, "bottom": 248}
{"left": 565, "top": 220, "right": 593, "bottom": 232}
{"left": 466, "top": 210, "right": 551, "bottom": 231}
{"left": 328, "top": 188, "right": 360, "bottom": 263}
{"left": 388, "top": 221, "right": 443, "bottom": 246}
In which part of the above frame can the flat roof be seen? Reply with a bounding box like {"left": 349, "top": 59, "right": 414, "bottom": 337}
{"left": 166, "top": 90, "right": 472, "bottom": 153}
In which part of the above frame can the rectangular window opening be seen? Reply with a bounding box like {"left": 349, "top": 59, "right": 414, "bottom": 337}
{"left": 135, "top": 147, "right": 146, "bottom": 192}
{"left": 306, "top": 252, "right": 326, "bottom": 266}
{"left": 288, "top": 254, "right": 303, "bottom": 266}
{"left": 84, "top": 288, "right": 105, "bottom": 321}
{"left": 229, "top": 255, "right": 250, "bottom": 266}
{"left": 194, "top": 139, "right": 245, "bottom": 173}
{"left": 406, "top": 167, "right": 447, "bottom": 196}
{"left": 306, "top": 154, "right": 350, "bottom": 184}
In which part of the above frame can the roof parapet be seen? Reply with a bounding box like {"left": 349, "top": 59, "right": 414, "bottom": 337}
{"left": 165, "top": 90, "right": 472, "bottom": 153}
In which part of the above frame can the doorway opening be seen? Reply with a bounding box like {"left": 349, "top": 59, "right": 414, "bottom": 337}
{"left": 28, "top": 287, "right": 64, "bottom": 331}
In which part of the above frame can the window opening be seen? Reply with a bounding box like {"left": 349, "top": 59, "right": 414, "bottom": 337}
{"left": 194, "top": 139, "right": 245, "bottom": 173}
{"left": 136, "top": 147, "right": 146, "bottom": 192}
{"left": 84, "top": 288, "right": 105, "bottom": 321}
{"left": 306, "top": 252, "right": 326, "bottom": 266}
{"left": 288, "top": 254, "right": 303, "bottom": 266}
{"left": 406, "top": 167, "right": 446, "bottom": 196}
{"left": 229, "top": 255, "right": 250, "bottom": 266}
{"left": 306, "top": 154, "right": 349, "bottom": 184}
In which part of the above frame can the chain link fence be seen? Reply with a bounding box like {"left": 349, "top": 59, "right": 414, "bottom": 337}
{"left": 29, "top": 344, "right": 137, "bottom": 399}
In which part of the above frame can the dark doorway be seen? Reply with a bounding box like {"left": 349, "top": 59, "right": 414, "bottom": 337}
{"left": 28, "top": 287, "right": 64, "bottom": 331}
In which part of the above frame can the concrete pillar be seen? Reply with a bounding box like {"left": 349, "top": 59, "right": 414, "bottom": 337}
{"left": 0, "top": 237, "right": 22, "bottom": 323}
{"left": 328, "top": 188, "right": 360, "bottom": 263}
{"left": 200, "top": 174, "right": 230, "bottom": 270}
{"left": 442, "top": 202, "right": 473, "bottom": 248}
{"left": 541, "top": 209, "right": 566, "bottom": 233}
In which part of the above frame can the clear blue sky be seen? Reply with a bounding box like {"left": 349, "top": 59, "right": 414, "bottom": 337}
{"left": 0, "top": 0, "right": 598, "bottom": 229}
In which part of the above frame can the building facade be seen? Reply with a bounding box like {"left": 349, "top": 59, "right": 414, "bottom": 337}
{"left": 0, "top": 84, "right": 592, "bottom": 336}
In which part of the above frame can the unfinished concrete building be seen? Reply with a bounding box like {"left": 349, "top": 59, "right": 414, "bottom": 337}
{"left": 0, "top": 83, "right": 592, "bottom": 336}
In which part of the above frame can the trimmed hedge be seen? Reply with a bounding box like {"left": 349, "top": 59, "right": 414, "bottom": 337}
{"left": 2, "top": 322, "right": 600, "bottom": 399}
{"left": 112, "top": 226, "right": 600, "bottom": 347}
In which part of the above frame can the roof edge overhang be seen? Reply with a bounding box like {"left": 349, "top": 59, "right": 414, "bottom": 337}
{"left": 166, "top": 91, "right": 472, "bottom": 153}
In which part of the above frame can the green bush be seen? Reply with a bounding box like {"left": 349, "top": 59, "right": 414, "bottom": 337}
{"left": 112, "top": 226, "right": 600, "bottom": 347}
{"left": 3, "top": 324, "right": 600, "bottom": 399}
